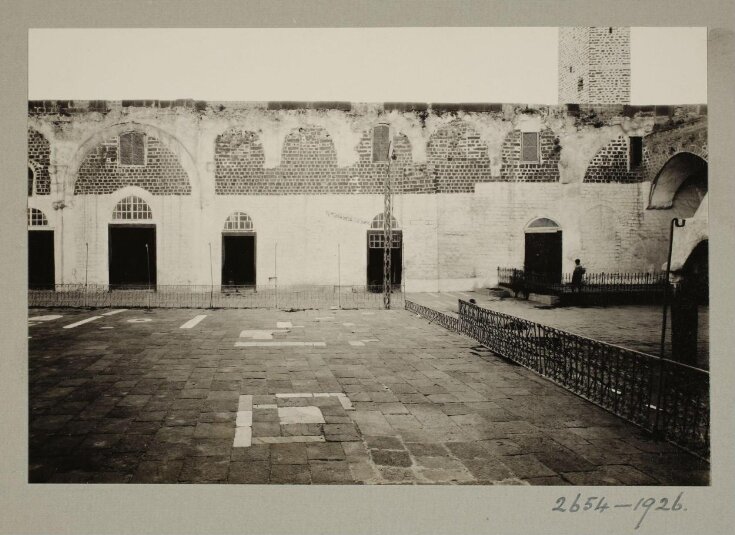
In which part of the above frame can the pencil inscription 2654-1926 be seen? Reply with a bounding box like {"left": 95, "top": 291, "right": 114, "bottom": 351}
{"left": 552, "top": 492, "right": 686, "bottom": 529}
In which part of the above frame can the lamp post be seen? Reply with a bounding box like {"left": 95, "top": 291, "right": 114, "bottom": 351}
{"left": 383, "top": 140, "right": 393, "bottom": 310}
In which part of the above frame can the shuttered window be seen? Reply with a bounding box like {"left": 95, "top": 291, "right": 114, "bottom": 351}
{"left": 521, "top": 132, "right": 540, "bottom": 162}
{"left": 372, "top": 125, "right": 390, "bottom": 162}
{"left": 629, "top": 136, "right": 643, "bottom": 169}
{"left": 119, "top": 132, "right": 146, "bottom": 166}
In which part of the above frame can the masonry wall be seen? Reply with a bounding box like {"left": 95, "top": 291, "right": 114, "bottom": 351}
{"left": 27, "top": 101, "right": 707, "bottom": 291}
{"left": 558, "top": 27, "right": 630, "bottom": 105}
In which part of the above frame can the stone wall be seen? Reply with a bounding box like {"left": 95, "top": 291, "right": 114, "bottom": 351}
{"left": 28, "top": 128, "right": 51, "bottom": 195}
{"left": 26, "top": 101, "right": 707, "bottom": 289}
{"left": 558, "top": 27, "right": 630, "bottom": 105}
{"left": 75, "top": 134, "right": 191, "bottom": 195}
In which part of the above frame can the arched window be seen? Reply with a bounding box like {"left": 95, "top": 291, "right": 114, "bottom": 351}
{"left": 525, "top": 217, "right": 561, "bottom": 233}
{"left": 370, "top": 213, "right": 399, "bottom": 230}
{"left": 112, "top": 196, "right": 152, "bottom": 220}
{"left": 223, "top": 212, "right": 254, "bottom": 231}
{"left": 27, "top": 208, "right": 48, "bottom": 227}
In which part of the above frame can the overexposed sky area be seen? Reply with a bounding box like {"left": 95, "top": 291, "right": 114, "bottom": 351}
{"left": 28, "top": 27, "right": 707, "bottom": 104}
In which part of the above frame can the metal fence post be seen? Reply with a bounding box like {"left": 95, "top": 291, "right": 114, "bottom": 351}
{"left": 654, "top": 217, "right": 686, "bottom": 434}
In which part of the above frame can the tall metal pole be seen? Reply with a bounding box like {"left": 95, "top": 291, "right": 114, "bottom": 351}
{"left": 654, "top": 217, "right": 686, "bottom": 433}
{"left": 274, "top": 242, "right": 278, "bottom": 310}
{"left": 383, "top": 139, "right": 393, "bottom": 310}
{"left": 84, "top": 242, "right": 89, "bottom": 308}
{"left": 208, "top": 242, "right": 214, "bottom": 309}
{"left": 338, "top": 244, "right": 342, "bottom": 309}
{"left": 145, "top": 243, "right": 151, "bottom": 309}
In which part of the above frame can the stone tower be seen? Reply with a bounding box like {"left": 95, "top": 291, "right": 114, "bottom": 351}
{"left": 558, "top": 27, "right": 631, "bottom": 104}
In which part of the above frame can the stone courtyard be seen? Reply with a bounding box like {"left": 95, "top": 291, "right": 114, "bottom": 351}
{"left": 28, "top": 306, "right": 708, "bottom": 485}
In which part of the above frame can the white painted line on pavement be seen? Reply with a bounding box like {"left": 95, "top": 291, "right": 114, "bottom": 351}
{"left": 238, "top": 395, "right": 253, "bottom": 411}
{"left": 29, "top": 314, "right": 63, "bottom": 322}
{"left": 236, "top": 411, "right": 253, "bottom": 427}
{"left": 253, "top": 403, "right": 277, "bottom": 409}
{"left": 233, "top": 426, "right": 252, "bottom": 448}
{"left": 63, "top": 316, "right": 103, "bottom": 329}
{"left": 235, "top": 341, "right": 326, "bottom": 347}
{"left": 101, "top": 309, "right": 127, "bottom": 316}
{"left": 252, "top": 435, "right": 325, "bottom": 444}
{"left": 180, "top": 314, "right": 208, "bottom": 329}
{"left": 349, "top": 341, "right": 365, "bottom": 347}
{"left": 275, "top": 392, "right": 313, "bottom": 398}
{"left": 276, "top": 321, "right": 292, "bottom": 328}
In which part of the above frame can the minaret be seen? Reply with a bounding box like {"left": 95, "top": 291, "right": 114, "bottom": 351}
{"left": 558, "top": 27, "right": 631, "bottom": 104}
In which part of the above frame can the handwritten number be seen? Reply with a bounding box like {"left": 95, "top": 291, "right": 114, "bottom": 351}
{"left": 552, "top": 497, "right": 566, "bottom": 512}
{"left": 671, "top": 492, "right": 684, "bottom": 511}
{"left": 595, "top": 498, "right": 610, "bottom": 513}
{"left": 656, "top": 498, "right": 670, "bottom": 511}
{"left": 569, "top": 494, "right": 581, "bottom": 512}
{"left": 584, "top": 497, "right": 598, "bottom": 511}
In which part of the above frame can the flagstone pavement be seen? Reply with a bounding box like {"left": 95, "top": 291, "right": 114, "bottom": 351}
{"left": 28, "top": 307, "right": 708, "bottom": 485}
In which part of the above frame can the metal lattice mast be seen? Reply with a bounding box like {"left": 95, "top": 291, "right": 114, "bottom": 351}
{"left": 383, "top": 138, "right": 393, "bottom": 309}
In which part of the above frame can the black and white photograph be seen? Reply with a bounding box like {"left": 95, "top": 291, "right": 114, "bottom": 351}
{"left": 2, "top": 1, "right": 735, "bottom": 534}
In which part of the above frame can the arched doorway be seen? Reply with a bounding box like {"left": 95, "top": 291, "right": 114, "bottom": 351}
{"left": 367, "top": 214, "right": 402, "bottom": 291}
{"left": 524, "top": 218, "right": 562, "bottom": 282}
{"left": 108, "top": 196, "right": 156, "bottom": 289}
{"left": 221, "top": 212, "right": 256, "bottom": 288}
{"left": 28, "top": 208, "right": 54, "bottom": 289}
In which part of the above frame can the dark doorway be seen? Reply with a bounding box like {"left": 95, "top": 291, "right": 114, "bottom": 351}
{"left": 108, "top": 225, "right": 156, "bottom": 288}
{"left": 222, "top": 234, "right": 256, "bottom": 287}
{"left": 671, "top": 240, "right": 708, "bottom": 367}
{"left": 367, "top": 231, "right": 402, "bottom": 292}
{"left": 524, "top": 231, "right": 562, "bottom": 282}
{"left": 28, "top": 230, "right": 54, "bottom": 289}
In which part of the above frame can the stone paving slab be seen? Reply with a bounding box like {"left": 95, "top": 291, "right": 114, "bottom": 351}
{"left": 28, "top": 306, "right": 709, "bottom": 485}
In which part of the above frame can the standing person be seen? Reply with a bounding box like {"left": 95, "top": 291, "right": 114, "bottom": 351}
{"left": 571, "top": 258, "right": 586, "bottom": 292}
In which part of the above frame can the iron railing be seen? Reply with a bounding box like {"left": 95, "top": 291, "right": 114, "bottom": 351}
{"left": 28, "top": 284, "right": 404, "bottom": 310}
{"left": 497, "top": 267, "right": 668, "bottom": 305}
{"left": 405, "top": 298, "right": 709, "bottom": 459}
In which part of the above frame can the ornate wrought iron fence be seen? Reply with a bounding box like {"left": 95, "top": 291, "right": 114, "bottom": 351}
{"left": 497, "top": 267, "right": 668, "bottom": 305}
{"left": 28, "top": 284, "right": 403, "bottom": 310}
{"left": 405, "top": 298, "right": 709, "bottom": 459}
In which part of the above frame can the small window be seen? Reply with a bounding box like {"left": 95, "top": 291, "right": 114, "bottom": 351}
{"left": 112, "top": 196, "right": 152, "bottom": 220}
{"left": 629, "top": 137, "right": 643, "bottom": 169}
{"left": 27, "top": 208, "right": 48, "bottom": 227}
{"left": 370, "top": 213, "right": 399, "bottom": 230}
{"left": 609, "top": 27, "right": 613, "bottom": 34}
{"left": 521, "top": 132, "right": 540, "bottom": 163}
{"left": 224, "top": 212, "right": 254, "bottom": 231}
{"left": 119, "top": 132, "right": 146, "bottom": 166}
{"left": 28, "top": 167, "right": 35, "bottom": 196}
{"left": 372, "top": 125, "right": 390, "bottom": 162}
{"left": 577, "top": 78, "right": 584, "bottom": 92}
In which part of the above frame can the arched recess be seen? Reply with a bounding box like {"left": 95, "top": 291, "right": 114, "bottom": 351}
{"left": 648, "top": 152, "right": 707, "bottom": 214}
{"left": 524, "top": 217, "right": 562, "bottom": 281}
{"left": 63, "top": 122, "right": 201, "bottom": 204}
{"left": 27, "top": 207, "right": 54, "bottom": 289}
{"left": 367, "top": 213, "right": 402, "bottom": 291}
{"left": 108, "top": 194, "right": 157, "bottom": 289}
{"left": 221, "top": 212, "right": 257, "bottom": 288}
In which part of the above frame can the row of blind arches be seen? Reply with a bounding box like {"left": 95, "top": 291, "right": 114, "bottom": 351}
{"left": 28, "top": 196, "right": 403, "bottom": 230}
